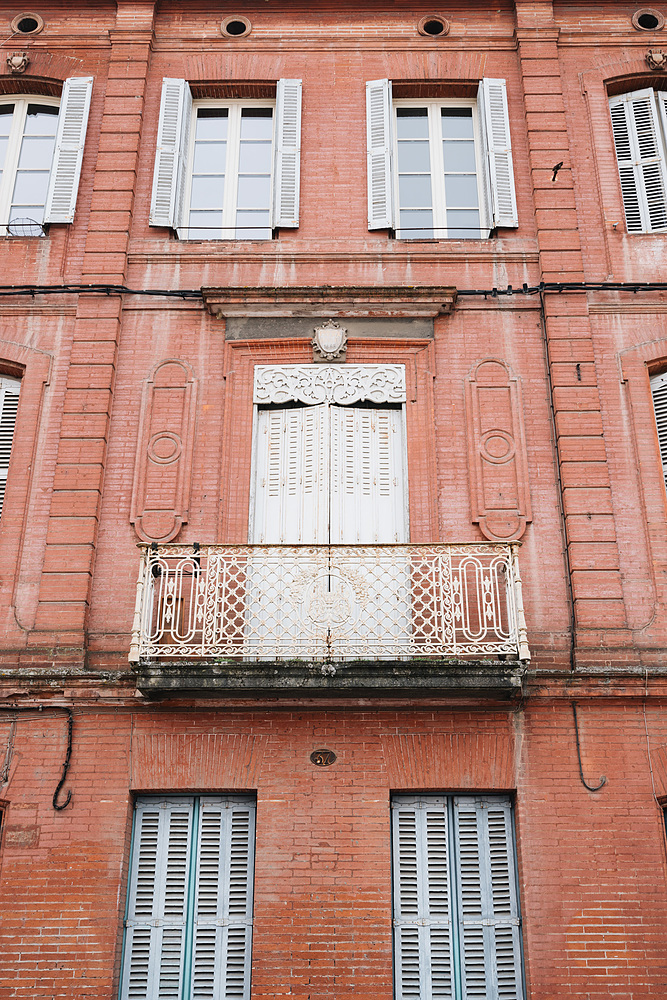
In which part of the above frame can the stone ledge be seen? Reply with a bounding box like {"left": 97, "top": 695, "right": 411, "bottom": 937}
{"left": 201, "top": 285, "right": 457, "bottom": 319}
{"left": 133, "top": 658, "right": 525, "bottom": 697}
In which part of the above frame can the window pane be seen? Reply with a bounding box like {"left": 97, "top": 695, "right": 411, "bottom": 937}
{"left": 237, "top": 174, "right": 271, "bottom": 209}
{"left": 444, "top": 174, "right": 479, "bottom": 207}
{"left": 24, "top": 105, "right": 59, "bottom": 135}
{"left": 17, "top": 136, "right": 56, "bottom": 170}
{"left": 442, "top": 140, "right": 477, "bottom": 173}
{"left": 192, "top": 142, "right": 226, "bottom": 174}
{"left": 12, "top": 170, "right": 51, "bottom": 206}
{"left": 396, "top": 108, "right": 429, "bottom": 139}
{"left": 446, "top": 209, "right": 481, "bottom": 238}
{"left": 8, "top": 206, "right": 45, "bottom": 233}
{"left": 398, "top": 173, "right": 432, "bottom": 208}
{"left": 397, "top": 140, "right": 431, "bottom": 173}
{"left": 195, "top": 108, "right": 228, "bottom": 141}
{"left": 187, "top": 210, "right": 224, "bottom": 239}
{"left": 0, "top": 106, "right": 14, "bottom": 137}
{"left": 190, "top": 175, "right": 225, "bottom": 210}
{"left": 238, "top": 141, "right": 272, "bottom": 174}
{"left": 235, "top": 210, "right": 271, "bottom": 239}
{"left": 398, "top": 209, "right": 433, "bottom": 239}
{"left": 441, "top": 108, "right": 474, "bottom": 139}
{"left": 240, "top": 108, "right": 273, "bottom": 140}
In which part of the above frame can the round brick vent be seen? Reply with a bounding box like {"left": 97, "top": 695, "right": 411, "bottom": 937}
{"left": 11, "top": 12, "right": 44, "bottom": 34}
{"left": 221, "top": 16, "right": 251, "bottom": 38}
{"left": 632, "top": 8, "right": 664, "bottom": 29}
{"left": 418, "top": 15, "right": 450, "bottom": 36}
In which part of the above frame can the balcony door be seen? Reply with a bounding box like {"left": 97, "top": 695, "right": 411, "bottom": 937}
{"left": 251, "top": 402, "right": 407, "bottom": 545}
{"left": 246, "top": 363, "right": 409, "bottom": 659}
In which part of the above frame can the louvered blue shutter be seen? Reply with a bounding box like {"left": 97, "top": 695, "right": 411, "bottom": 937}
{"left": 274, "top": 79, "right": 302, "bottom": 228}
{"left": 650, "top": 370, "right": 667, "bottom": 494}
{"left": 392, "top": 795, "right": 454, "bottom": 1000}
{"left": 609, "top": 89, "right": 667, "bottom": 233}
{"left": 150, "top": 78, "right": 193, "bottom": 229}
{"left": 121, "top": 798, "right": 193, "bottom": 1000}
{"left": 43, "top": 76, "right": 93, "bottom": 224}
{"left": 0, "top": 376, "right": 20, "bottom": 518}
{"left": 191, "top": 797, "right": 256, "bottom": 1000}
{"left": 477, "top": 78, "right": 518, "bottom": 229}
{"left": 366, "top": 79, "right": 394, "bottom": 229}
{"left": 453, "top": 796, "right": 524, "bottom": 1000}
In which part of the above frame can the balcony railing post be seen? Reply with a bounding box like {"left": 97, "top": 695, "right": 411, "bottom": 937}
{"left": 510, "top": 542, "right": 530, "bottom": 662}
{"left": 128, "top": 545, "right": 148, "bottom": 663}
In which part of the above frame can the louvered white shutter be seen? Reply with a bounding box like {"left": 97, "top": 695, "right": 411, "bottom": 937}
{"left": 274, "top": 79, "right": 302, "bottom": 228}
{"left": 191, "top": 797, "right": 256, "bottom": 1000}
{"left": 251, "top": 406, "right": 329, "bottom": 544}
{"left": 609, "top": 89, "right": 667, "bottom": 233}
{"left": 43, "top": 76, "right": 93, "bottom": 224}
{"left": 150, "top": 78, "right": 192, "bottom": 229}
{"left": 330, "top": 406, "right": 406, "bottom": 543}
{"left": 392, "top": 795, "right": 454, "bottom": 1000}
{"left": 650, "top": 370, "right": 667, "bottom": 493}
{"left": 0, "top": 376, "right": 20, "bottom": 518}
{"left": 453, "top": 796, "right": 524, "bottom": 1000}
{"left": 366, "top": 79, "right": 394, "bottom": 230}
{"left": 477, "top": 78, "right": 518, "bottom": 229}
{"left": 121, "top": 798, "right": 193, "bottom": 1000}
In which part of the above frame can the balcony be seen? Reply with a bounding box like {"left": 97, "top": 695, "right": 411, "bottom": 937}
{"left": 130, "top": 543, "right": 529, "bottom": 694}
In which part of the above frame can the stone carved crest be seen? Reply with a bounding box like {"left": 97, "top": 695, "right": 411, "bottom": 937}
{"left": 6, "top": 52, "right": 29, "bottom": 75}
{"left": 646, "top": 48, "right": 667, "bottom": 70}
{"left": 253, "top": 364, "right": 406, "bottom": 406}
{"left": 312, "top": 319, "right": 347, "bottom": 363}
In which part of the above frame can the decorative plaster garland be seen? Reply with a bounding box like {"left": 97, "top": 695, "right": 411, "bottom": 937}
{"left": 253, "top": 364, "right": 406, "bottom": 406}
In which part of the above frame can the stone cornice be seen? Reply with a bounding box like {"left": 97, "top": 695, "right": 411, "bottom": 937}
{"left": 201, "top": 285, "right": 457, "bottom": 319}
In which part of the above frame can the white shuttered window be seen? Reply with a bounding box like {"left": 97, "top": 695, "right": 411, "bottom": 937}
{"left": 366, "top": 78, "right": 518, "bottom": 237}
{"left": 650, "top": 370, "right": 667, "bottom": 492}
{"left": 392, "top": 795, "right": 524, "bottom": 1000}
{"left": 609, "top": 89, "right": 667, "bottom": 233}
{"left": 0, "top": 375, "right": 20, "bottom": 517}
{"left": 150, "top": 79, "right": 302, "bottom": 238}
{"left": 121, "top": 795, "right": 256, "bottom": 1000}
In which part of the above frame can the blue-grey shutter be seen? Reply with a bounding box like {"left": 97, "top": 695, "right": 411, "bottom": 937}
{"left": 273, "top": 78, "right": 302, "bottom": 228}
{"left": 0, "top": 375, "right": 20, "bottom": 517}
{"left": 366, "top": 78, "right": 394, "bottom": 229}
{"left": 609, "top": 89, "right": 667, "bottom": 233}
{"left": 191, "top": 797, "right": 256, "bottom": 1000}
{"left": 43, "top": 76, "right": 93, "bottom": 224}
{"left": 650, "top": 370, "right": 667, "bottom": 493}
{"left": 150, "top": 78, "right": 192, "bottom": 229}
{"left": 477, "top": 79, "right": 518, "bottom": 229}
{"left": 453, "top": 796, "right": 524, "bottom": 1000}
{"left": 392, "top": 795, "right": 454, "bottom": 1000}
{"left": 121, "top": 798, "right": 193, "bottom": 1000}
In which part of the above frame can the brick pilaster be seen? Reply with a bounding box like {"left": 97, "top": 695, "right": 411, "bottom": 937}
{"left": 515, "top": 0, "right": 629, "bottom": 646}
{"left": 33, "top": 1, "right": 156, "bottom": 641}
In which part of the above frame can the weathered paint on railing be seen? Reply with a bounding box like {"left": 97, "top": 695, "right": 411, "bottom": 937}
{"left": 129, "top": 543, "right": 530, "bottom": 663}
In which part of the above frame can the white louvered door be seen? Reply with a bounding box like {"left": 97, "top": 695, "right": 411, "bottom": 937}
{"left": 122, "top": 799, "right": 193, "bottom": 1000}
{"left": 477, "top": 79, "right": 518, "bottom": 230}
{"left": 609, "top": 89, "right": 667, "bottom": 233}
{"left": 650, "top": 370, "right": 667, "bottom": 492}
{"left": 0, "top": 375, "right": 20, "bottom": 517}
{"left": 392, "top": 796, "right": 455, "bottom": 1000}
{"left": 453, "top": 797, "right": 523, "bottom": 1000}
{"left": 191, "top": 798, "right": 256, "bottom": 1000}
{"left": 43, "top": 76, "right": 93, "bottom": 224}
{"left": 366, "top": 78, "right": 395, "bottom": 229}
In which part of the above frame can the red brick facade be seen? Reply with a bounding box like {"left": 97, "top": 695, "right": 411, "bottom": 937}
{"left": 1, "top": 1, "right": 667, "bottom": 997}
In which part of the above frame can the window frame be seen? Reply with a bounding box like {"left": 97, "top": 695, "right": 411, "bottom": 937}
{"left": 0, "top": 95, "right": 60, "bottom": 236}
{"left": 392, "top": 96, "right": 489, "bottom": 240}
{"left": 180, "top": 97, "right": 276, "bottom": 242}
{"left": 609, "top": 87, "right": 667, "bottom": 234}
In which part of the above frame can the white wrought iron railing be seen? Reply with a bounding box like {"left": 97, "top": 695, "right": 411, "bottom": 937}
{"left": 129, "top": 543, "right": 529, "bottom": 664}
